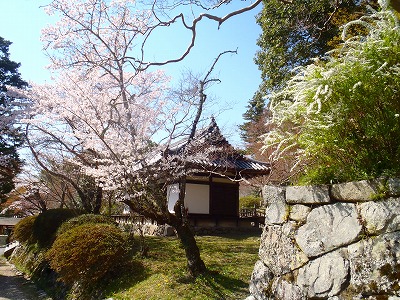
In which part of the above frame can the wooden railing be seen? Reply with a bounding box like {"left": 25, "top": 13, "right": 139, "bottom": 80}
{"left": 239, "top": 207, "right": 265, "bottom": 218}
{"left": 112, "top": 208, "right": 266, "bottom": 229}
{"left": 111, "top": 214, "right": 157, "bottom": 225}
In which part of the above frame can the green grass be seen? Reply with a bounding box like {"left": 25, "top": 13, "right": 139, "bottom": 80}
{"left": 106, "top": 233, "right": 260, "bottom": 300}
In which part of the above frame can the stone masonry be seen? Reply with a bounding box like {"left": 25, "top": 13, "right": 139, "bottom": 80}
{"left": 247, "top": 178, "right": 400, "bottom": 300}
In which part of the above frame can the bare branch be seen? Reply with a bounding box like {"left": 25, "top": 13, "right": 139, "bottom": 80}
{"left": 138, "top": 0, "right": 261, "bottom": 70}
{"left": 25, "top": 124, "right": 89, "bottom": 204}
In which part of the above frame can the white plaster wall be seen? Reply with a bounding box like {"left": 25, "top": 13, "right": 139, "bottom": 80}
{"left": 185, "top": 183, "right": 210, "bottom": 214}
{"left": 167, "top": 183, "right": 210, "bottom": 214}
{"left": 167, "top": 184, "right": 180, "bottom": 213}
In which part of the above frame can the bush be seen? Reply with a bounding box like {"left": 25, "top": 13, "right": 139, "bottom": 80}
{"left": 239, "top": 195, "right": 262, "bottom": 209}
{"left": 263, "top": 8, "right": 400, "bottom": 184}
{"left": 12, "top": 215, "right": 37, "bottom": 245}
{"left": 32, "top": 209, "right": 79, "bottom": 248}
{"left": 57, "top": 214, "right": 117, "bottom": 236}
{"left": 46, "top": 223, "right": 132, "bottom": 289}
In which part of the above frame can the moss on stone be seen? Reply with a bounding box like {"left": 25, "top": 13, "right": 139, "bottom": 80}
{"left": 379, "top": 263, "right": 400, "bottom": 282}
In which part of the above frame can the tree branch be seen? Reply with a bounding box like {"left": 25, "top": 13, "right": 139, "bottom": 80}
{"left": 138, "top": 0, "right": 261, "bottom": 70}
{"left": 188, "top": 49, "right": 236, "bottom": 140}
{"left": 25, "top": 124, "right": 89, "bottom": 205}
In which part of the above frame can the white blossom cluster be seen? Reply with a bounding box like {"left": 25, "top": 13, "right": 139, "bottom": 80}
{"left": 15, "top": 0, "right": 227, "bottom": 206}
{"left": 262, "top": 6, "right": 400, "bottom": 176}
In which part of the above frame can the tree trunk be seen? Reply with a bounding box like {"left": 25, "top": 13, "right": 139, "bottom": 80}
{"left": 93, "top": 187, "right": 102, "bottom": 214}
{"left": 124, "top": 194, "right": 207, "bottom": 277}
{"left": 174, "top": 221, "right": 207, "bottom": 277}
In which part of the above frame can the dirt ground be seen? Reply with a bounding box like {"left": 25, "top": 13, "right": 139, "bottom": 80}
{"left": 0, "top": 251, "right": 50, "bottom": 300}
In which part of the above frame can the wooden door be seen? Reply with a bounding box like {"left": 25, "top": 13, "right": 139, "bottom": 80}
{"left": 210, "top": 183, "right": 239, "bottom": 217}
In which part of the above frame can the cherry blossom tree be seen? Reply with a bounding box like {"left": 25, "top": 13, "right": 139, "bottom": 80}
{"left": 23, "top": 60, "right": 228, "bottom": 274}
{"left": 14, "top": 0, "right": 240, "bottom": 276}
{"left": 16, "top": 0, "right": 258, "bottom": 276}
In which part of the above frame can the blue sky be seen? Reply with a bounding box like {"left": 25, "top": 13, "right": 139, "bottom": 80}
{"left": 0, "top": 0, "right": 263, "bottom": 147}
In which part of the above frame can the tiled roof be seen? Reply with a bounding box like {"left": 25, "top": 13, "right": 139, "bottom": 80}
{"left": 164, "top": 118, "right": 270, "bottom": 176}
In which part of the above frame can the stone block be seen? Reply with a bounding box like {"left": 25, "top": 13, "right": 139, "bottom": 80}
{"left": 347, "top": 232, "right": 400, "bottom": 296}
{"left": 249, "top": 260, "right": 274, "bottom": 300}
{"left": 289, "top": 205, "right": 311, "bottom": 223}
{"left": 265, "top": 201, "right": 288, "bottom": 225}
{"left": 272, "top": 278, "right": 304, "bottom": 300}
{"left": 388, "top": 178, "right": 400, "bottom": 196}
{"left": 259, "top": 223, "right": 308, "bottom": 276}
{"left": 263, "top": 185, "right": 288, "bottom": 225}
{"left": 359, "top": 197, "right": 400, "bottom": 235}
{"left": 286, "top": 185, "right": 330, "bottom": 204}
{"left": 262, "top": 186, "right": 286, "bottom": 207}
{"left": 295, "top": 203, "right": 362, "bottom": 257}
{"left": 331, "top": 179, "right": 383, "bottom": 202}
{"left": 297, "top": 250, "right": 349, "bottom": 298}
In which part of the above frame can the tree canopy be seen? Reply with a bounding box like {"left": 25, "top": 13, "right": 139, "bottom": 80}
{"left": 0, "top": 36, "right": 28, "bottom": 202}
{"left": 255, "top": 0, "right": 379, "bottom": 93}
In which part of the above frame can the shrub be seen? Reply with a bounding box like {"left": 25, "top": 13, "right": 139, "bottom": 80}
{"left": 262, "top": 8, "right": 400, "bottom": 184}
{"left": 32, "top": 209, "right": 79, "bottom": 248}
{"left": 12, "top": 215, "right": 37, "bottom": 245}
{"left": 46, "top": 223, "right": 132, "bottom": 289}
{"left": 57, "top": 213, "right": 117, "bottom": 236}
{"left": 239, "top": 195, "right": 262, "bottom": 209}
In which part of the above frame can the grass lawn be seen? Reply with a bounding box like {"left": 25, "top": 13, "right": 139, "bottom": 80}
{"left": 106, "top": 233, "right": 260, "bottom": 300}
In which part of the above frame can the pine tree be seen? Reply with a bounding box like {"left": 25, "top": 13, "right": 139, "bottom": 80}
{"left": 239, "top": 90, "right": 266, "bottom": 146}
{"left": 0, "top": 36, "right": 28, "bottom": 202}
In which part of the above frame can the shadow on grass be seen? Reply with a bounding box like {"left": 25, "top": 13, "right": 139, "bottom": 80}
{"left": 227, "top": 231, "right": 261, "bottom": 240}
{"left": 104, "top": 234, "right": 258, "bottom": 299}
{"left": 178, "top": 269, "right": 248, "bottom": 299}
{"left": 102, "top": 260, "right": 148, "bottom": 296}
{"left": 196, "top": 230, "right": 262, "bottom": 240}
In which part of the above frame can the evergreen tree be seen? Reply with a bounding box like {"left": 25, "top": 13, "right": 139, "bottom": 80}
{"left": 255, "top": 0, "right": 379, "bottom": 94}
{"left": 0, "top": 36, "right": 28, "bottom": 202}
{"left": 239, "top": 90, "right": 266, "bottom": 145}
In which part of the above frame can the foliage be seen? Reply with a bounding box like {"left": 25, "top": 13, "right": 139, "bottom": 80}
{"left": 239, "top": 90, "right": 266, "bottom": 145}
{"left": 0, "top": 36, "right": 28, "bottom": 202}
{"left": 262, "top": 8, "right": 400, "bottom": 184}
{"left": 106, "top": 234, "right": 259, "bottom": 300}
{"left": 255, "top": 0, "right": 378, "bottom": 93}
{"left": 14, "top": 159, "right": 110, "bottom": 216}
{"left": 241, "top": 0, "right": 377, "bottom": 170}
{"left": 239, "top": 195, "right": 262, "bottom": 209}
{"left": 32, "top": 208, "right": 79, "bottom": 248}
{"left": 46, "top": 223, "right": 133, "bottom": 292}
{"left": 36, "top": 161, "right": 104, "bottom": 214}
{"left": 12, "top": 215, "right": 37, "bottom": 245}
{"left": 57, "top": 213, "right": 117, "bottom": 236}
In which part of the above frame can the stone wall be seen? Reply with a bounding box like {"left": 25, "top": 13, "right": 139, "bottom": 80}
{"left": 247, "top": 178, "right": 400, "bottom": 300}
